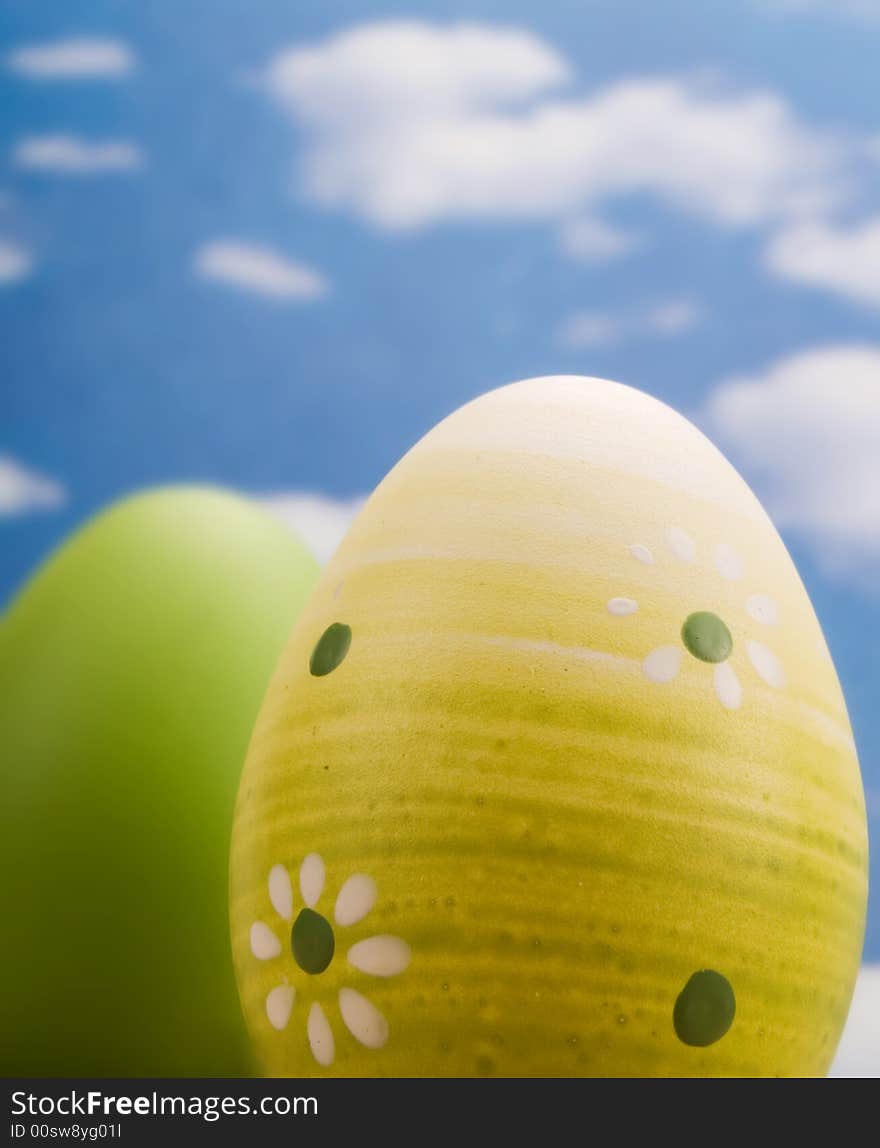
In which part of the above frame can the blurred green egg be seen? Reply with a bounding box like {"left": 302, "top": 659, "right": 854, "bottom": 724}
{"left": 0, "top": 487, "right": 319, "bottom": 1076}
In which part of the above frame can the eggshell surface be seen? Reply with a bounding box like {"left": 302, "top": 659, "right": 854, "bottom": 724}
{"left": 0, "top": 487, "right": 319, "bottom": 1076}
{"left": 231, "top": 378, "right": 867, "bottom": 1077}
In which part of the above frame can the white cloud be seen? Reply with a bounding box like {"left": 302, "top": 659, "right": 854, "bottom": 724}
{"left": 194, "top": 241, "right": 329, "bottom": 301}
{"left": 269, "top": 20, "right": 569, "bottom": 123}
{"left": 559, "top": 297, "right": 702, "bottom": 349}
{"left": 559, "top": 309, "right": 624, "bottom": 348}
{"left": 13, "top": 136, "right": 143, "bottom": 174}
{"left": 760, "top": 0, "right": 880, "bottom": 19}
{"left": 260, "top": 492, "right": 365, "bottom": 563}
{"left": 6, "top": 37, "right": 135, "bottom": 80}
{"left": 831, "top": 966, "right": 880, "bottom": 1077}
{"left": 558, "top": 312, "right": 622, "bottom": 350}
{"left": 703, "top": 345, "right": 880, "bottom": 584}
{"left": 558, "top": 217, "right": 642, "bottom": 264}
{"left": 0, "top": 456, "right": 65, "bottom": 517}
{"left": 258, "top": 21, "right": 844, "bottom": 237}
{"left": 0, "top": 239, "right": 31, "bottom": 284}
{"left": 645, "top": 298, "right": 703, "bottom": 334}
{"left": 765, "top": 216, "right": 880, "bottom": 309}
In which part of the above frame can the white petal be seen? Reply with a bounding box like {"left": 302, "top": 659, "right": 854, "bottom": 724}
{"left": 748, "top": 640, "right": 786, "bottom": 689}
{"left": 338, "top": 987, "right": 389, "bottom": 1049}
{"left": 266, "top": 984, "right": 295, "bottom": 1031}
{"left": 268, "top": 864, "right": 293, "bottom": 921}
{"left": 629, "top": 543, "right": 654, "bottom": 565}
{"left": 334, "top": 874, "right": 377, "bottom": 927}
{"left": 308, "top": 1002, "right": 335, "bottom": 1067}
{"left": 714, "top": 662, "right": 742, "bottom": 710}
{"left": 347, "top": 935, "right": 411, "bottom": 977}
{"left": 250, "top": 922, "right": 282, "bottom": 960}
{"left": 608, "top": 597, "right": 638, "bottom": 616}
{"left": 715, "top": 543, "right": 744, "bottom": 581}
{"left": 299, "top": 853, "right": 325, "bottom": 908}
{"left": 746, "top": 593, "right": 779, "bottom": 626}
{"left": 665, "top": 526, "right": 696, "bottom": 563}
{"left": 643, "top": 645, "right": 681, "bottom": 683}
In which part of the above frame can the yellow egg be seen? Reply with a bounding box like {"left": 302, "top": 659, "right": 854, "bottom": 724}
{"left": 230, "top": 376, "right": 867, "bottom": 1077}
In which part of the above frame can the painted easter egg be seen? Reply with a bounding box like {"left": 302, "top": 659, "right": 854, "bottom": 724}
{"left": 230, "top": 377, "right": 867, "bottom": 1077}
{"left": 0, "top": 487, "right": 319, "bottom": 1076}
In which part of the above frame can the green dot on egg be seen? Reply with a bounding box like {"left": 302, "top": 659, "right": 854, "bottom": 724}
{"left": 673, "top": 969, "right": 736, "bottom": 1047}
{"left": 681, "top": 611, "right": 732, "bottom": 664}
{"left": 310, "top": 622, "right": 352, "bottom": 677}
{"left": 291, "top": 908, "right": 335, "bottom": 974}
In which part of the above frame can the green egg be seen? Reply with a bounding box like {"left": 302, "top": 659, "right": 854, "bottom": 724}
{"left": 0, "top": 487, "right": 319, "bottom": 1076}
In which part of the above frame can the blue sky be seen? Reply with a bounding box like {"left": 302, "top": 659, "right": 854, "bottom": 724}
{"left": 1, "top": 0, "right": 878, "bottom": 990}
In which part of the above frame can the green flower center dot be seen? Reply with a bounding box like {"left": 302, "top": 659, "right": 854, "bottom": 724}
{"left": 673, "top": 969, "right": 736, "bottom": 1047}
{"left": 681, "top": 611, "right": 733, "bottom": 664}
{"left": 291, "top": 908, "right": 335, "bottom": 975}
{"left": 310, "top": 622, "right": 351, "bottom": 677}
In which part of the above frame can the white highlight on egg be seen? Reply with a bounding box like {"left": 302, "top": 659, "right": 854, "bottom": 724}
{"left": 714, "top": 662, "right": 743, "bottom": 710}
{"left": 269, "top": 864, "right": 293, "bottom": 921}
{"left": 746, "top": 593, "right": 779, "bottom": 626}
{"left": 748, "top": 640, "right": 786, "bottom": 688}
{"left": 347, "top": 935, "right": 411, "bottom": 977}
{"left": 338, "top": 987, "right": 389, "bottom": 1049}
{"left": 475, "top": 633, "right": 639, "bottom": 676}
{"left": 665, "top": 526, "right": 696, "bottom": 563}
{"left": 299, "top": 852, "right": 325, "bottom": 908}
{"left": 791, "top": 695, "right": 856, "bottom": 756}
{"left": 250, "top": 921, "right": 282, "bottom": 960}
{"left": 307, "top": 1002, "right": 335, "bottom": 1066}
{"left": 266, "top": 984, "right": 295, "bottom": 1031}
{"left": 422, "top": 377, "right": 768, "bottom": 523}
{"left": 334, "top": 873, "right": 377, "bottom": 927}
{"left": 608, "top": 597, "right": 638, "bottom": 616}
{"left": 817, "top": 637, "right": 833, "bottom": 662}
{"left": 629, "top": 543, "right": 654, "bottom": 565}
{"left": 643, "top": 645, "right": 681, "bottom": 683}
{"left": 715, "top": 543, "right": 745, "bottom": 581}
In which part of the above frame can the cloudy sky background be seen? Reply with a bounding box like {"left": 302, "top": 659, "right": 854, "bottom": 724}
{"left": 1, "top": 1, "right": 877, "bottom": 1074}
